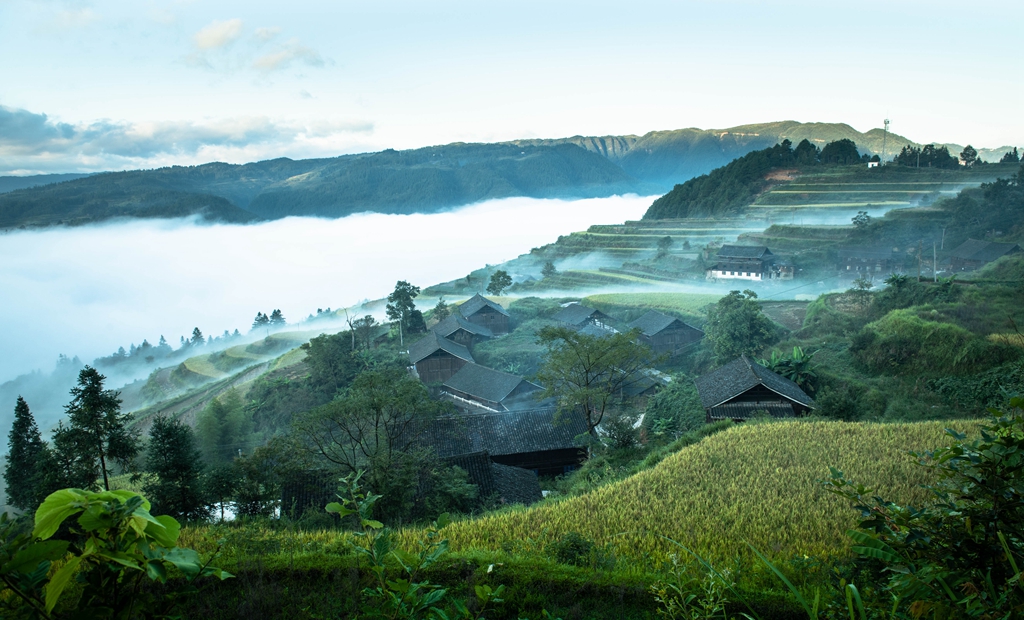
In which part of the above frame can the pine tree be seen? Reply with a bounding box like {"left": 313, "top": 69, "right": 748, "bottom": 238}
{"left": 144, "top": 416, "right": 208, "bottom": 521}
{"left": 195, "top": 390, "right": 250, "bottom": 465}
{"left": 190, "top": 327, "right": 205, "bottom": 347}
{"left": 4, "top": 397, "right": 46, "bottom": 510}
{"left": 61, "top": 367, "right": 140, "bottom": 491}
{"left": 268, "top": 309, "right": 286, "bottom": 326}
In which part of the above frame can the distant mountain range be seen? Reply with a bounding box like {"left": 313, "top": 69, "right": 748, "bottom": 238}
{"left": 0, "top": 121, "right": 1016, "bottom": 229}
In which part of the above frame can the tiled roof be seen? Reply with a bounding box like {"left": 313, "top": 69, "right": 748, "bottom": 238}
{"left": 552, "top": 304, "right": 607, "bottom": 326}
{"left": 408, "top": 333, "right": 475, "bottom": 365}
{"left": 709, "top": 401, "right": 795, "bottom": 420}
{"left": 838, "top": 246, "right": 894, "bottom": 260}
{"left": 949, "top": 239, "right": 1021, "bottom": 262}
{"left": 694, "top": 355, "right": 814, "bottom": 409}
{"left": 459, "top": 294, "right": 510, "bottom": 318}
{"left": 628, "top": 310, "right": 701, "bottom": 338}
{"left": 432, "top": 313, "right": 493, "bottom": 339}
{"left": 716, "top": 245, "right": 773, "bottom": 259}
{"left": 443, "top": 363, "right": 540, "bottom": 404}
{"left": 424, "top": 408, "right": 588, "bottom": 458}
{"left": 442, "top": 451, "right": 542, "bottom": 505}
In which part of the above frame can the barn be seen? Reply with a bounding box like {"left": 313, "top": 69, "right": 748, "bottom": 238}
{"left": 441, "top": 363, "right": 543, "bottom": 412}
{"left": 459, "top": 294, "right": 511, "bottom": 335}
{"left": 408, "top": 333, "right": 475, "bottom": 383}
{"left": 948, "top": 239, "right": 1021, "bottom": 272}
{"left": 694, "top": 355, "right": 814, "bottom": 422}
{"left": 432, "top": 313, "right": 493, "bottom": 348}
{"left": 628, "top": 310, "right": 703, "bottom": 356}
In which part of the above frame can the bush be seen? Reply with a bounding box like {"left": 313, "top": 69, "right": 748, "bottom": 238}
{"left": 814, "top": 384, "right": 861, "bottom": 421}
{"left": 548, "top": 532, "right": 596, "bottom": 566}
{"left": 643, "top": 376, "right": 706, "bottom": 438}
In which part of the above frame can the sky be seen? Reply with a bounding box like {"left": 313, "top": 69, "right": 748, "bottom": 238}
{"left": 0, "top": 0, "right": 1022, "bottom": 175}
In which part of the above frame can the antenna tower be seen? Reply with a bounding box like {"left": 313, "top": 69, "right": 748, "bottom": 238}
{"left": 881, "top": 118, "right": 890, "bottom": 165}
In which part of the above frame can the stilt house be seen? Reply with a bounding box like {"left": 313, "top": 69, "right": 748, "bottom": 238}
{"left": 838, "top": 246, "right": 898, "bottom": 275}
{"left": 694, "top": 355, "right": 814, "bottom": 422}
{"left": 949, "top": 239, "right": 1021, "bottom": 272}
{"left": 628, "top": 310, "right": 703, "bottom": 356}
{"left": 441, "top": 363, "right": 542, "bottom": 412}
{"left": 552, "top": 303, "right": 617, "bottom": 333}
{"left": 432, "top": 313, "right": 493, "bottom": 348}
{"left": 459, "top": 294, "right": 511, "bottom": 335}
{"left": 409, "top": 333, "right": 474, "bottom": 383}
{"left": 707, "top": 245, "right": 777, "bottom": 281}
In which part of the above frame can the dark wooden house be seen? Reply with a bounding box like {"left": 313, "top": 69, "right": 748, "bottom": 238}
{"left": 442, "top": 451, "right": 543, "bottom": 505}
{"left": 432, "top": 313, "right": 493, "bottom": 348}
{"left": 694, "top": 355, "right": 815, "bottom": 422}
{"left": 949, "top": 239, "right": 1021, "bottom": 272}
{"left": 459, "top": 294, "right": 511, "bottom": 335}
{"left": 408, "top": 333, "right": 475, "bottom": 384}
{"left": 424, "top": 408, "right": 589, "bottom": 476}
{"left": 708, "top": 245, "right": 778, "bottom": 281}
{"left": 441, "top": 363, "right": 542, "bottom": 412}
{"left": 838, "top": 246, "right": 898, "bottom": 275}
{"left": 552, "top": 303, "right": 617, "bottom": 333}
{"left": 628, "top": 310, "right": 703, "bottom": 356}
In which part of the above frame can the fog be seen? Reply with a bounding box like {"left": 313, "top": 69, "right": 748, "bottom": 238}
{"left": 0, "top": 195, "right": 654, "bottom": 386}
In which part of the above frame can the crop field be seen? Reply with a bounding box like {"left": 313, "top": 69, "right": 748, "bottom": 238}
{"left": 436, "top": 419, "right": 978, "bottom": 566}
{"left": 583, "top": 292, "right": 722, "bottom": 318}
{"left": 183, "top": 355, "right": 226, "bottom": 379}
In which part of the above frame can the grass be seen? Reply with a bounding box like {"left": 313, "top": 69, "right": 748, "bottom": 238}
{"left": 435, "top": 419, "right": 977, "bottom": 567}
{"left": 584, "top": 292, "right": 722, "bottom": 318}
{"left": 182, "top": 356, "right": 225, "bottom": 379}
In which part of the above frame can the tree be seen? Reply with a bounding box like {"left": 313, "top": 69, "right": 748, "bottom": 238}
{"left": 999, "top": 147, "right": 1020, "bottom": 163}
{"left": 960, "top": 144, "right": 978, "bottom": 167}
{"left": 487, "top": 270, "right": 513, "bottom": 295}
{"left": 4, "top": 396, "right": 46, "bottom": 510}
{"left": 535, "top": 326, "right": 660, "bottom": 434}
{"left": 352, "top": 315, "right": 380, "bottom": 350}
{"left": 268, "top": 309, "right": 286, "bottom": 326}
{"left": 793, "top": 138, "right": 820, "bottom": 165}
{"left": 385, "top": 280, "right": 420, "bottom": 345}
{"left": 851, "top": 210, "right": 871, "bottom": 230}
{"left": 703, "top": 290, "right": 780, "bottom": 364}
{"left": 195, "top": 390, "right": 250, "bottom": 465}
{"left": 432, "top": 298, "right": 451, "bottom": 322}
{"left": 302, "top": 331, "right": 358, "bottom": 396}
{"left": 541, "top": 261, "right": 558, "bottom": 278}
{"left": 656, "top": 236, "right": 673, "bottom": 258}
{"left": 820, "top": 139, "right": 861, "bottom": 165}
{"left": 204, "top": 464, "right": 238, "bottom": 522}
{"left": 252, "top": 311, "right": 270, "bottom": 332}
{"left": 61, "top": 366, "right": 140, "bottom": 491}
{"left": 144, "top": 416, "right": 208, "bottom": 521}
{"left": 190, "top": 327, "right": 204, "bottom": 347}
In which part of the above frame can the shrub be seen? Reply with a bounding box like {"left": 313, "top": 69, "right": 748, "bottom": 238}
{"left": 548, "top": 532, "right": 596, "bottom": 566}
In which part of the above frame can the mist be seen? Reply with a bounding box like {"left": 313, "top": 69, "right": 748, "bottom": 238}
{"left": 0, "top": 195, "right": 654, "bottom": 387}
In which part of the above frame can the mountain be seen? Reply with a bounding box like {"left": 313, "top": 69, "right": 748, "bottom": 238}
{"left": 1, "top": 121, "right": 1017, "bottom": 229}
{"left": 0, "top": 173, "right": 92, "bottom": 194}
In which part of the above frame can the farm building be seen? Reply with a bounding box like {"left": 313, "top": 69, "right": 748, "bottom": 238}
{"left": 628, "top": 310, "right": 703, "bottom": 356}
{"left": 838, "top": 246, "right": 899, "bottom": 275}
{"left": 694, "top": 355, "right": 815, "bottom": 423}
{"left": 441, "top": 363, "right": 543, "bottom": 412}
{"left": 707, "top": 245, "right": 780, "bottom": 281}
{"left": 948, "top": 239, "right": 1021, "bottom": 272}
{"left": 408, "top": 333, "right": 475, "bottom": 384}
{"left": 442, "top": 451, "right": 543, "bottom": 505}
{"left": 459, "top": 294, "right": 511, "bottom": 335}
{"left": 552, "top": 303, "right": 617, "bottom": 334}
{"left": 424, "top": 408, "right": 589, "bottom": 476}
{"left": 432, "top": 313, "right": 493, "bottom": 348}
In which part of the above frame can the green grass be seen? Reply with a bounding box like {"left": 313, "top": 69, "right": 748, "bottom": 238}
{"left": 584, "top": 292, "right": 722, "bottom": 318}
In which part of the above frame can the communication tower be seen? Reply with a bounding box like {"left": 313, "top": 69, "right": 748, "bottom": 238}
{"left": 881, "top": 118, "right": 890, "bottom": 165}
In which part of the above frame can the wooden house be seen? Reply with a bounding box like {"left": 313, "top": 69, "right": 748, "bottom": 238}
{"left": 694, "top": 355, "right": 814, "bottom": 422}
{"left": 552, "top": 303, "right": 617, "bottom": 334}
{"left": 459, "top": 294, "right": 511, "bottom": 335}
{"left": 408, "top": 333, "right": 474, "bottom": 384}
{"left": 441, "top": 451, "right": 543, "bottom": 505}
{"left": 424, "top": 408, "right": 589, "bottom": 476}
{"left": 707, "top": 245, "right": 777, "bottom": 281}
{"left": 838, "top": 246, "right": 898, "bottom": 275}
{"left": 432, "top": 313, "right": 493, "bottom": 348}
{"left": 441, "top": 363, "right": 542, "bottom": 412}
{"left": 949, "top": 239, "right": 1021, "bottom": 272}
{"left": 628, "top": 310, "right": 703, "bottom": 356}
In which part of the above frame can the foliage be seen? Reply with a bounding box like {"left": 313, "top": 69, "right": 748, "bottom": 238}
{"left": 758, "top": 347, "right": 818, "bottom": 394}
{"left": 825, "top": 400, "right": 1024, "bottom": 619}
{"left": 535, "top": 326, "right": 660, "bottom": 433}
{"left": 432, "top": 298, "right": 452, "bottom": 322}
{"left": 144, "top": 416, "right": 209, "bottom": 522}
{"left": 643, "top": 377, "right": 706, "bottom": 437}
{"left": 850, "top": 211, "right": 871, "bottom": 230}
{"left": 959, "top": 144, "right": 978, "bottom": 167}
{"left": 486, "top": 270, "right": 513, "bottom": 296}
{"left": 301, "top": 329, "right": 360, "bottom": 397}
{"left": 813, "top": 384, "right": 862, "bottom": 422}
{"left": 819, "top": 139, "right": 860, "bottom": 165}
{"left": 547, "top": 532, "right": 596, "bottom": 567}
{"left": 5, "top": 397, "right": 46, "bottom": 511}
{"left": 894, "top": 144, "right": 960, "bottom": 169}
{"left": 650, "top": 554, "right": 732, "bottom": 620}
{"left": 703, "top": 290, "right": 781, "bottom": 365}
{"left": 195, "top": 390, "right": 251, "bottom": 466}
{"left": 0, "top": 512, "right": 70, "bottom": 619}
{"left": 232, "top": 445, "right": 281, "bottom": 519}
{"left": 999, "top": 147, "right": 1020, "bottom": 164}
{"left": 541, "top": 261, "right": 558, "bottom": 278}
{"left": 387, "top": 281, "right": 424, "bottom": 340}
{"left": 928, "top": 360, "right": 1024, "bottom": 412}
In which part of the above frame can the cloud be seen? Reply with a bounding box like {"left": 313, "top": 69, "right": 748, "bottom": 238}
{"left": 0, "top": 104, "right": 374, "bottom": 175}
{"left": 193, "top": 18, "right": 243, "bottom": 50}
{"left": 253, "top": 39, "right": 325, "bottom": 72}
{"left": 55, "top": 8, "right": 98, "bottom": 30}
{"left": 254, "top": 27, "right": 281, "bottom": 43}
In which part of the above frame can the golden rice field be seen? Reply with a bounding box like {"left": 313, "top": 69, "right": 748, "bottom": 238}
{"left": 584, "top": 292, "right": 723, "bottom": 317}
{"left": 436, "top": 420, "right": 978, "bottom": 565}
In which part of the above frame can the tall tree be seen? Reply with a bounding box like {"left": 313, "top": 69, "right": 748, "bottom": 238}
{"left": 195, "top": 390, "right": 250, "bottom": 465}
{"left": 535, "top": 326, "right": 660, "bottom": 434}
{"left": 432, "top": 298, "right": 452, "bottom": 322}
{"left": 999, "top": 147, "right": 1020, "bottom": 163}
{"left": 268, "top": 309, "right": 286, "bottom": 326}
{"left": 4, "top": 396, "right": 46, "bottom": 510}
{"left": 487, "top": 270, "right": 513, "bottom": 295}
{"left": 385, "top": 280, "right": 420, "bottom": 345}
{"left": 252, "top": 312, "right": 270, "bottom": 332}
{"left": 190, "top": 327, "right": 205, "bottom": 347}
{"left": 144, "top": 416, "right": 208, "bottom": 521}
{"left": 703, "top": 290, "right": 781, "bottom": 364}
{"left": 820, "top": 139, "right": 861, "bottom": 165}
{"left": 61, "top": 366, "right": 140, "bottom": 491}
{"left": 541, "top": 261, "right": 558, "bottom": 278}
{"left": 960, "top": 144, "right": 978, "bottom": 167}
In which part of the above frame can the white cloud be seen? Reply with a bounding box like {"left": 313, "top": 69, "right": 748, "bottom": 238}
{"left": 254, "top": 27, "right": 281, "bottom": 43}
{"left": 193, "top": 18, "right": 243, "bottom": 50}
{"left": 253, "top": 39, "right": 325, "bottom": 72}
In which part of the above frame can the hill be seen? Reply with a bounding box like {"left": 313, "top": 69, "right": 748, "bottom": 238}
{"left": 439, "top": 419, "right": 976, "bottom": 564}
{"left": 0, "top": 173, "right": 92, "bottom": 194}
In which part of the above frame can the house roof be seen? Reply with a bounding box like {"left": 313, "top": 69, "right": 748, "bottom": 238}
{"left": 949, "top": 239, "right": 1021, "bottom": 262}
{"left": 709, "top": 402, "right": 795, "bottom": 420}
{"left": 432, "top": 313, "right": 494, "bottom": 339}
{"left": 442, "top": 363, "right": 541, "bottom": 404}
{"left": 628, "top": 310, "right": 702, "bottom": 337}
{"left": 552, "top": 303, "right": 609, "bottom": 326}
{"left": 442, "top": 451, "right": 542, "bottom": 505}
{"left": 838, "top": 246, "right": 894, "bottom": 260}
{"left": 408, "top": 333, "right": 475, "bottom": 365}
{"left": 578, "top": 323, "right": 617, "bottom": 337}
{"left": 716, "top": 245, "right": 773, "bottom": 259}
{"left": 459, "top": 294, "right": 510, "bottom": 318}
{"left": 424, "top": 408, "right": 588, "bottom": 459}
{"left": 694, "top": 355, "right": 814, "bottom": 409}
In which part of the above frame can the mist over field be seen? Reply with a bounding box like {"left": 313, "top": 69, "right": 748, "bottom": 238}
{"left": 0, "top": 194, "right": 653, "bottom": 386}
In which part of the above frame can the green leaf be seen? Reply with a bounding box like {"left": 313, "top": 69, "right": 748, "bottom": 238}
{"left": 145, "top": 560, "right": 168, "bottom": 582}
{"left": 146, "top": 515, "right": 180, "bottom": 548}
{"left": 162, "top": 547, "right": 203, "bottom": 580}
{"left": 5, "top": 540, "right": 69, "bottom": 574}
{"left": 362, "top": 519, "right": 384, "bottom": 530}
{"left": 746, "top": 542, "right": 816, "bottom": 620}
{"left": 846, "top": 530, "right": 900, "bottom": 563}
{"left": 325, "top": 502, "right": 355, "bottom": 517}
{"left": 33, "top": 489, "right": 88, "bottom": 540}
{"left": 45, "top": 556, "right": 81, "bottom": 612}
{"left": 77, "top": 505, "right": 114, "bottom": 532}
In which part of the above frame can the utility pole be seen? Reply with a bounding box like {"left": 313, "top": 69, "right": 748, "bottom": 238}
{"left": 917, "top": 239, "right": 923, "bottom": 282}
{"left": 941, "top": 227, "right": 946, "bottom": 250}
{"left": 933, "top": 241, "right": 937, "bottom": 282}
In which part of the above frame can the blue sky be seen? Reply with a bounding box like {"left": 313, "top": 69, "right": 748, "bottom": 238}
{"left": 1, "top": 0, "right": 1021, "bottom": 175}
